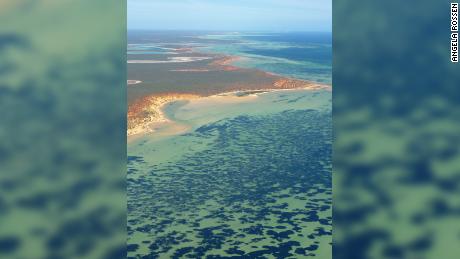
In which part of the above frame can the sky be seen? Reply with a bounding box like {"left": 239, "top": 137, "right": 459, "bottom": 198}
{"left": 128, "top": 0, "right": 331, "bottom": 32}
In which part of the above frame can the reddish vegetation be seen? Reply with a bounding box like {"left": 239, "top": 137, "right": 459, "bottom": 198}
{"left": 127, "top": 79, "right": 328, "bottom": 137}
{"left": 127, "top": 93, "right": 199, "bottom": 136}
{"left": 210, "top": 56, "right": 241, "bottom": 71}
{"left": 127, "top": 55, "right": 330, "bottom": 136}
{"left": 272, "top": 79, "right": 329, "bottom": 90}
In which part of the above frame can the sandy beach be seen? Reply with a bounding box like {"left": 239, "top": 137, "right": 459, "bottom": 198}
{"left": 127, "top": 80, "right": 330, "bottom": 141}
{"left": 127, "top": 80, "right": 142, "bottom": 85}
{"left": 127, "top": 52, "right": 330, "bottom": 139}
{"left": 127, "top": 93, "right": 199, "bottom": 137}
{"left": 127, "top": 31, "right": 332, "bottom": 259}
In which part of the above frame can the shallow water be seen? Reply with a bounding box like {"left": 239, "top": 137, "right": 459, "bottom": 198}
{"left": 196, "top": 33, "right": 332, "bottom": 84}
{"left": 128, "top": 90, "right": 332, "bottom": 258}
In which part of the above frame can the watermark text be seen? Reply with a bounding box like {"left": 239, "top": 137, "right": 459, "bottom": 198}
{"left": 452, "top": 3, "right": 458, "bottom": 62}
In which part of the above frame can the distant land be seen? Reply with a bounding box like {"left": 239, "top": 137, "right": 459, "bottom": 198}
{"left": 127, "top": 31, "right": 331, "bottom": 137}
{"left": 127, "top": 31, "right": 332, "bottom": 258}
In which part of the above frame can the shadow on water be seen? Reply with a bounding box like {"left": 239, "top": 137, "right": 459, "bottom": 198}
{"left": 334, "top": 0, "right": 460, "bottom": 258}
{"left": 0, "top": 1, "right": 126, "bottom": 258}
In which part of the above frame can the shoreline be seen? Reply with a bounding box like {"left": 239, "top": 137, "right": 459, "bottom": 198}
{"left": 127, "top": 83, "right": 330, "bottom": 141}
{"left": 127, "top": 80, "right": 142, "bottom": 85}
{"left": 127, "top": 52, "right": 331, "bottom": 140}
{"left": 209, "top": 55, "right": 243, "bottom": 71}
{"left": 127, "top": 93, "right": 200, "bottom": 138}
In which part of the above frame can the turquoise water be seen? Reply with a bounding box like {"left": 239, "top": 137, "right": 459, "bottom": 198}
{"left": 128, "top": 90, "right": 332, "bottom": 258}
{"left": 196, "top": 32, "right": 332, "bottom": 84}
{"left": 127, "top": 44, "right": 177, "bottom": 54}
{"left": 127, "top": 32, "right": 332, "bottom": 84}
{"left": 127, "top": 51, "right": 174, "bottom": 54}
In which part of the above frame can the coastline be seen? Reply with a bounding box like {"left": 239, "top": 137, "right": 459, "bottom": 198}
{"left": 127, "top": 93, "right": 200, "bottom": 138}
{"left": 127, "top": 83, "right": 330, "bottom": 141}
{"left": 209, "top": 56, "right": 242, "bottom": 71}
{"left": 127, "top": 32, "right": 332, "bottom": 259}
{"left": 127, "top": 53, "right": 331, "bottom": 140}
{"left": 127, "top": 80, "right": 142, "bottom": 85}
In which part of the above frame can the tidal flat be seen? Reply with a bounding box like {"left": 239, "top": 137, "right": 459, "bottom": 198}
{"left": 127, "top": 31, "right": 332, "bottom": 258}
{"left": 128, "top": 90, "right": 332, "bottom": 258}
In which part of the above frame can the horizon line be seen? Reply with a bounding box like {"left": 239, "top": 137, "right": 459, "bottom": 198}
{"left": 127, "top": 29, "right": 332, "bottom": 33}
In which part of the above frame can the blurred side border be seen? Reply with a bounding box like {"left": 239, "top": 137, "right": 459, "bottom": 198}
{"left": 334, "top": 1, "right": 460, "bottom": 258}
{"left": 0, "top": 1, "right": 126, "bottom": 258}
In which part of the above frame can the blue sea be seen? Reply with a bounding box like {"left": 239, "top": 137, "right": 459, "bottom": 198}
{"left": 127, "top": 31, "right": 332, "bottom": 258}
{"left": 196, "top": 32, "right": 332, "bottom": 84}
